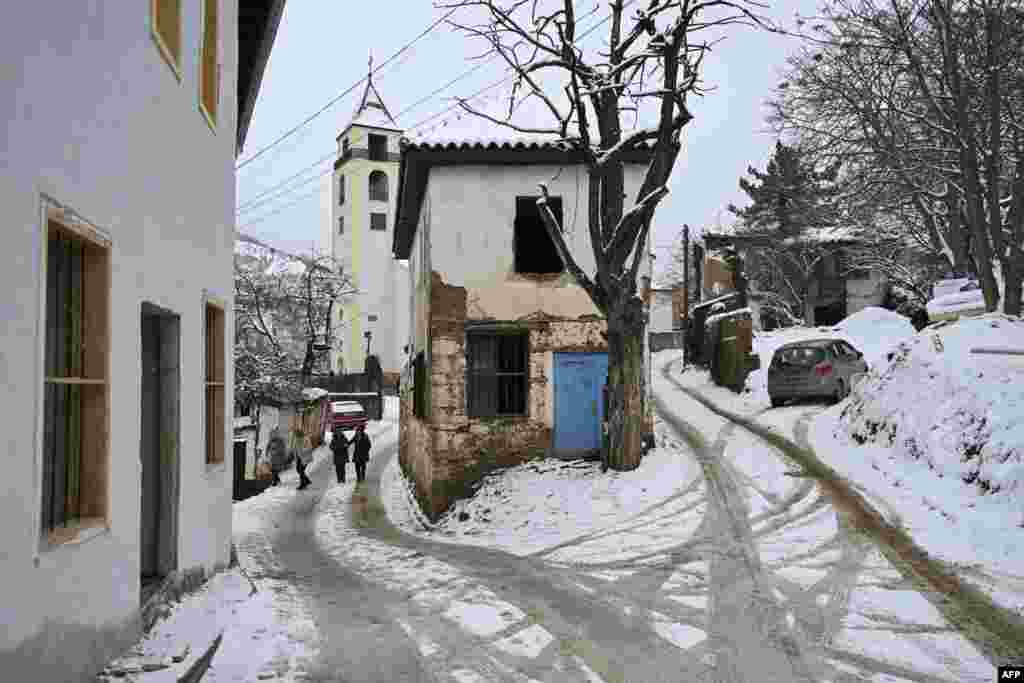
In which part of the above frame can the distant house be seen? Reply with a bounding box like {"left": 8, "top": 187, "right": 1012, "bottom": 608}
{"left": 702, "top": 230, "right": 888, "bottom": 328}
{"left": 1, "top": 2, "right": 284, "bottom": 680}
{"left": 393, "top": 138, "right": 655, "bottom": 520}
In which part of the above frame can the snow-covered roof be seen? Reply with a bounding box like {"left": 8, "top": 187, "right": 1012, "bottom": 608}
{"left": 926, "top": 289, "right": 987, "bottom": 319}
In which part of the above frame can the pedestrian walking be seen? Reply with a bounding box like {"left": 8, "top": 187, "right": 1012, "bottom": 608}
{"left": 295, "top": 446, "right": 313, "bottom": 490}
{"left": 267, "top": 427, "right": 288, "bottom": 486}
{"left": 352, "top": 424, "right": 371, "bottom": 483}
{"left": 330, "top": 428, "right": 349, "bottom": 484}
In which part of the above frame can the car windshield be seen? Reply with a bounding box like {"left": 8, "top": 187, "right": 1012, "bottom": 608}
{"left": 774, "top": 347, "right": 826, "bottom": 366}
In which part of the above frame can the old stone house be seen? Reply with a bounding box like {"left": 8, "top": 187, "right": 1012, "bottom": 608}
{"left": 1, "top": 2, "right": 284, "bottom": 680}
{"left": 392, "top": 138, "right": 654, "bottom": 520}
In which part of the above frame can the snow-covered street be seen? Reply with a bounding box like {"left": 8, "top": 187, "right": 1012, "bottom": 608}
{"left": 103, "top": 350, "right": 1014, "bottom": 682}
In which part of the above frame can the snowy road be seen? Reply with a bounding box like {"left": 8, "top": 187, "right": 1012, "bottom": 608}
{"left": 229, "top": 360, "right": 994, "bottom": 682}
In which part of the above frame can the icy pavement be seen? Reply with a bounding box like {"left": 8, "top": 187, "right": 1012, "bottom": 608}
{"left": 107, "top": 351, "right": 1002, "bottom": 681}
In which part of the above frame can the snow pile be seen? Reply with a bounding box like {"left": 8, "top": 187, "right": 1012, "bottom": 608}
{"left": 386, "top": 414, "right": 701, "bottom": 557}
{"left": 745, "top": 307, "right": 916, "bottom": 400}
{"left": 837, "top": 314, "right": 1024, "bottom": 503}
{"left": 926, "top": 287, "right": 986, "bottom": 320}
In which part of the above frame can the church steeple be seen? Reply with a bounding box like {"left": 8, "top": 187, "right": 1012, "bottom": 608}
{"left": 345, "top": 54, "right": 399, "bottom": 133}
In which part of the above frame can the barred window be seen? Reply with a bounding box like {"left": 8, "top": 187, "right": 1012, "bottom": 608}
{"left": 466, "top": 332, "right": 528, "bottom": 417}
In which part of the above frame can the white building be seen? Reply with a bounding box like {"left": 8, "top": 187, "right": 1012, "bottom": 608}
{"left": 393, "top": 139, "right": 655, "bottom": 519}
{"left": 322, "top": 74, "right": 409, "bottom": 385}
{"left": 0, "top": 2, "right": 283, "bottom": 680}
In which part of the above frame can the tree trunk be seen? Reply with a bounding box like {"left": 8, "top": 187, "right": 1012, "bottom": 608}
{"left": 605, "top": 297, "right": 646, "bottom": 472}
{"left": 1003, "top": 258, "right": 1023, "bottom": 316}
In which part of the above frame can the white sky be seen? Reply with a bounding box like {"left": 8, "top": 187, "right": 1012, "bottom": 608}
{"left": 236, "top": 1, "right": 822, "bottom": 276}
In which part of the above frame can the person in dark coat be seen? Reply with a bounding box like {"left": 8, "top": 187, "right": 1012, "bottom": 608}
{"left": 267, "top": 427, "right": 288, "bottom": 486}
{"left": 330, "top": 428, "right": 349, "bottom": 484}
{"left": 351, "top": 424, "right": 371, "bottom": 483}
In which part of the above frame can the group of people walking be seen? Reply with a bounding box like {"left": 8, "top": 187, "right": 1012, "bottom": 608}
{"left": 265, "top": 424, "right": 372, "bottom": 490}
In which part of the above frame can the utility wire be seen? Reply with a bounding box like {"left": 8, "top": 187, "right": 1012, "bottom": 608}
{"left": 236, "top": 6, "right": 459, "bottom": 171}
{"left": 238, "top": 185, "right": 323, "bottom": 231}
{"left": 236, "top": 151, "right": 336, "bottom": 213}
{"left": 237, "top": 164, "right": 334, "bottom": 217}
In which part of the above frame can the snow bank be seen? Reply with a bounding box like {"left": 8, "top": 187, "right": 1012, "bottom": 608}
{"left": 809, "top": 314, "right": 1024, "bottom": 605}
{"left": 926, "top": 289, "right": 986, "bottom": 320}
{"left": 838, "top": 314, "right": 1024, "bottom": 501}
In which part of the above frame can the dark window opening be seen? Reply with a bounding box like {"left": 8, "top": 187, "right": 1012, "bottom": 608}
{"left": 338, "top": 216, "right": 344, "bottom": 234}
{"left": 514, "top": 196, "right": 563, "bottom": 274}
{"left": 368, "top": 170, "right": 388, "bottom": 202}
{"left": 368, "top": 134, "right": 387, "bottom": 162}
{"left": 370, "top": 212, "right": 387, "bottom": 231}
{"left": 338, "top": 176, "right": 345, "bottom": 205}
{"left": 412, "top": 352, "right": 427, "bottom": 418}
{"left": 342, "top": 138, "right": 350, "bottom": 155}
{"left": 466, "top": 332, "right": 528, "bottom": 417}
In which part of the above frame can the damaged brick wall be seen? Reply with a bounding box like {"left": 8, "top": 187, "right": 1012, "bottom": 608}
{"left": 399, "top": 271, "right": 621, "bottom": 521}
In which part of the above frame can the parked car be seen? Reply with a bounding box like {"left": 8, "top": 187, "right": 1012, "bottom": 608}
{"left": 767, "top": 338, "right": 868, "bottom": 408}
{"left": 330, "top": 400, "right": 368, "bottom": 431}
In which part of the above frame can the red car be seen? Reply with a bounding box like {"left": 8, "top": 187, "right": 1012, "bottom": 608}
{"left": 330, "top": 400, "right": 368, "bottom": 431}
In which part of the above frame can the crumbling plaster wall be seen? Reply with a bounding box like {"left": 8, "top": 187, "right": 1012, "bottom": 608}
{"left": 400, "top": 161, "right": 652, "bottom": 520}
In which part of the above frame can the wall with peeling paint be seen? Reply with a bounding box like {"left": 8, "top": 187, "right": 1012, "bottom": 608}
{"left": 399, "top": 160, "right": 655, "bottom": 520}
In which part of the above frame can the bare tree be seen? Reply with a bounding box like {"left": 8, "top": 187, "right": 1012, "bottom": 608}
{"left": 771, "top": 0, "right": 1024, "bottom": 314}
{"left": 234, "top": 242, "right": 355, "bottom": 410}
{"left": 443, "top": 0, "right": 768, "bottom": 470}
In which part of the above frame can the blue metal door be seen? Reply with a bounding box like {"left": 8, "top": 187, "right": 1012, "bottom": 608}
{"left": 554, "top": 352, "right": 608, "bottom": 452}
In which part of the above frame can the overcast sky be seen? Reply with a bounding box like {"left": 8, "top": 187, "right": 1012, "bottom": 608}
{"left": 237, "top": 1, "right": 822, "bottom": 280}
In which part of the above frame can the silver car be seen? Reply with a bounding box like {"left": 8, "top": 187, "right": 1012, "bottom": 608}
{"left": 767, "top": 338, "right": 868, "bottom": 408}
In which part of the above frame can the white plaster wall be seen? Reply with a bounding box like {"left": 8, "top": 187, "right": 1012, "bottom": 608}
{"left": 1, "top": 0, "right": 237, "bottom": 670}
{"left": 424, "top": 162, "right": 649, "bottom": 319}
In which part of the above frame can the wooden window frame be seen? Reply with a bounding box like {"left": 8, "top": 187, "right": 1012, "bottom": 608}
{"left": 465, "top": 331, "right": 529, "bottom": 418}
{"left": 204, "top": 297, "right": 226, "bottom": 467}
{"left": 39, "top": 203, "right": 112, "bottom": 548}
{"left": 198, "top": 0, "right": 220, "bottom": 130}
{"left": 151, "top": 0, "right": 183, "bottom": 81}
{"left": 370, "top": 212, "right": 387, "bottom": 231}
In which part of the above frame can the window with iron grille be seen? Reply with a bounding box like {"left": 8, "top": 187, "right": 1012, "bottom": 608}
{"left": 368, "top": 134, "right": 387, "bottom": 161}
{"left": 466, "top": 332, "right": 528, "bottom": 417}
{"left": 368, "top": 170, "right": 388, "bottom": 202}
{"left": 338, "top": 175, "right": 345, "bottom": 205}
{"left": 370, "top": 212, "right": 387, "bottom": 231}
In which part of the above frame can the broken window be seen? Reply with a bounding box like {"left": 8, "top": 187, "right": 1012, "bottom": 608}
{"left": 466, "top": 332, "right": 528, "bottom": 418}
{"left": 514, "top": 196, "right": 563, "bottom": 274}
{"left": 368, "top": 134, "right": 387, "bottom": 162}
{"left": 412, "top": 352, "right": 427, "bottom": 418}
{"left": 370, "top": 212, "right": 387, "bottom": 231}
{"left": 368, "top": 170, "right": 388, "bottom": 202}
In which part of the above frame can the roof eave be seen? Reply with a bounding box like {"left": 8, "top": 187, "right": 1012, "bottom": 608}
{"left": 236, "top": 0, "right": 287, "bottom": 156}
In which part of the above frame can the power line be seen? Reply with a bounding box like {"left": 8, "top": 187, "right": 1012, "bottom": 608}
{"left": 237, "top": 164, "right": 335, "bottom": 217}
{"left": 236, "top": 6, "right": 459, "bottom": 171}
{"left": 238, "top": 185, "right": 323, "bottom": 231}
{"left": 236, "top": 150, "right": 336, "bottom": 212}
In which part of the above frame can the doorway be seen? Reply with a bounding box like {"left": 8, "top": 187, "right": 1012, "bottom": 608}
{"left": 140, "top": 304, "right": 180, "bottom": 602}
{"left": 553, "top": 352, "right": 608, "bottom": 457}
